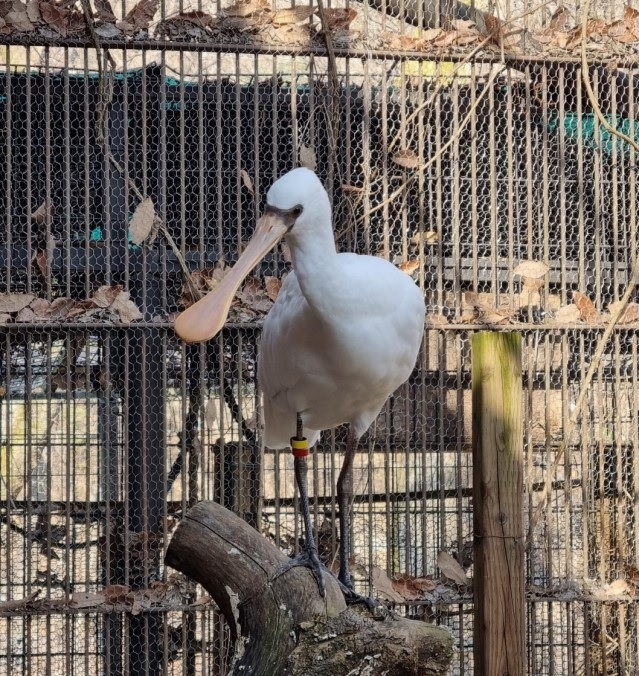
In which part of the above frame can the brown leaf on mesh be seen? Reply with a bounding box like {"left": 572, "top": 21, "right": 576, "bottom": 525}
{"left": 437, "top": 550, "right": 468, "bottom": 586}
{"left": 553, "top": 303, "right": 581, "bottom": 323}
{"left": 425, "top": 313, "right": 449, "bottom": 327}
{"left": 399, "top": 259, "right": 420, "bottom": 275}
{"left": 607, "top": 19, "right": 628, "bottom": 38}
{"left": 454, "top": 31, "right": 480, "bottom": 46}
{"left": 380, "top": 33, "right": 427, "bottom": 50}
{"left": 39, "top": 2, "right": 68, "bottom": 36}
{"left": 513, "top": 260, "right": 548, "bottom": 279}
{"left": 5, "top": 8, "right": 34, "bottom": 31}
{"left": 625, "top": 4, "right": 639, "bottom": 37}
{"left": 392, "top": 148, "right": 419, "bottom": 169}
{"left": 92, "top": 284, "right": 123, "bottom": 308}
{"left": 70, "top": 591, "right": 106, "bottom": 609}
{"left": 0, "top": 313, "right": 10, "bottom": 324}
{"left": 549, "top": 6, "right": 570, "bottom": 31}
{"left": 223, "top": 0, "right": 268, "bottom": 18}
{"left": 111, "top": 291, "right": 143, "bottom": 322}
{"left": 433, "top": 30, "right": 459, "bottom": 48}
{"left": 129, "top": 196, "right": 155, "bottom": 245}
{"left": 371, "top": 565, "right": 404, "bottom": 603}
{"left": 411, "top": 230, "right": 438, "bottom": 246}
{"left": 15, "top": 306, "right": 36, "bottom": 322}
{"left": 608, "top": 301, "right": 639, "bottom": 324}
{"left": 272, "top": 5, "right": 313, "bottom": 26}
{"left": 25, "top": 0, "right": 39, "bottom": 21}
{"left": 391, "top": 574, "right": 438, "bottom": 600}
{"left": 124, "top": 0, "right": 158, "bottom": 30}
{"left": 0, "top": 293, "right": 35, "bottom": 313}
{"left": 573, "top": 291, "right": 598, "bottom": 322}
{"left": 103, "top": 584, "right": 133, "bottom": 604}
{"left": 586, "top": 18, "right": 608, "bottom": 37}
{"left": 35, "top": 250, "right": 50, "bottom": 280}
{"left": 264, "top": 276, "right": 283, "bottom": 301}
{"left": 93, "top": 0, "right": 115, "bottom": 22}
{"left": 320, "top": 7, "right": 356, "bottom": 30}
{"left": 240, "top": 168, "right": 254, "bottom": 195}
{"left": 299, "top": 145, "right": 316, "bottom": 171}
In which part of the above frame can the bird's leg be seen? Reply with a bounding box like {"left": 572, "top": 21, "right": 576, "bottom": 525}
{"left": 335, "top": 427, "right": 381, "bottom": 611}
{"left": 290, "top": 413, "right": 326, "bottom": 596}
{"left": 336, "top": 426, "right": 358, "bottom": 590}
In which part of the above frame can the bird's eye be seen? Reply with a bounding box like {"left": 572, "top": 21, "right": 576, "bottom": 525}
{"left": 290, "top": 205, "right": 303, "bottom": 219}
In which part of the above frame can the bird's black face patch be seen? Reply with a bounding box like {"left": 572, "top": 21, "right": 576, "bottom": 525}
{"left": 264, "top": 203, "right": 303, "bottom": 230}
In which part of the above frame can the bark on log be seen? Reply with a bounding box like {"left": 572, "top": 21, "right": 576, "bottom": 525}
{"left": 165, "top": 501, "right": 454, "bottom": 675}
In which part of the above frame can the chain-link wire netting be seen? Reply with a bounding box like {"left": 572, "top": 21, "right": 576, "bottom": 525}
{"left": 0, "top": 0, "right": 638, "bottom": 674}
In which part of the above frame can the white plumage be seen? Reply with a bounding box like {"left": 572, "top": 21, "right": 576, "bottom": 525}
{"left": 259, "top": 216, "right": 425, "bottom": 449}
{"left": 174, "top": 167, "right": 425, "bottom": 593}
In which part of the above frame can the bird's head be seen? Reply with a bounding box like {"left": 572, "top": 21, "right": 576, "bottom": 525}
{"left": 263, "top": 167, "right": 331, "bottom": 241}
{"left": 174, "top": 168, "right": 331, "bottom": 344}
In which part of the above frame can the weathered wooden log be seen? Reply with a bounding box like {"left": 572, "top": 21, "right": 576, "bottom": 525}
{"left": 165, "top": 501, "right": 454, "bottom": 675}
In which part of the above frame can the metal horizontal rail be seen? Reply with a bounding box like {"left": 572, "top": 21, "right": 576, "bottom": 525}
{"left": 0, "top": 34, "right": 639, "bottom": 67}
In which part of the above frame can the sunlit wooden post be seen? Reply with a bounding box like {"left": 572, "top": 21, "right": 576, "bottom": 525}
{"left": 472, "top": 331, "right": 525, "bottom": 676}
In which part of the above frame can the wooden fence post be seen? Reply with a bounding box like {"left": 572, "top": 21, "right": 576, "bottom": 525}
{"left": 472, "top": 331, "right": 525, "bottom": 675}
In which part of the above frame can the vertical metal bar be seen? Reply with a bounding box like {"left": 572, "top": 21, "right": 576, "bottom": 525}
{"left": 470, "top": 64, "right": 478, "bottom": 287}
{"left": 64, "top": 49, "right": 72, "bottom": 294}
{"left": 525, "top": 64, "right": 533, "bottom": 262}
{"left": 576, "top": 66, "right": 586, "bottom": 294}
{"left": 488, "top": 72, "right": 497, "bottom": 302}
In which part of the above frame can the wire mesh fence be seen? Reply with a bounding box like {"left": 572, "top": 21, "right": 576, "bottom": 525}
{"left": 0, "top": 0, "right": 638, "bottom": 673}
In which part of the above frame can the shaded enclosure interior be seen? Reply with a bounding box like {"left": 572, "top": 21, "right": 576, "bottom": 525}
{"left": 0, "top": 47, "right": 638, "bottom": 676}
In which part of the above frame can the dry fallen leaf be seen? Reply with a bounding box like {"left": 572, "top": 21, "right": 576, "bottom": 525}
{"left": 411, "top": 231, "right": 438, "bottom": 246}
{"left": 264, "top": 275, "right": 283, "bottom": 301}
{"left": 25, "top": 0, "right": 39, "bottom": 22}
{"left": 392, "top": 149, "right": 419, "bottom": 169}
{"left": 602, "top": 579, "right": 631, "bottom": 597}
{"left": 625, "top": 4, "right": 639, "bottom": 37}
{"left": 399, "top": 259, "right": 419, "bottom": 275}
{"left": 111, "top": 291, "right": 143, "bottom": 322}
{"left": 272, "top": 5, "right": 313, "bottom": 25}
{"left": 299, "top": 145, "right": 317, "bottom": 171}
{"left": 223, "top": 0, "right": 268, "bottom": 18}
{"left": 437, "top": 550, "right": 468, "bottom": 586}
{"left": 513, "top": 260, "right": 549, "bottom": 279}
{"left": 371, "top": 566, "right": 404, "bottom": 603}
{"left": 240, "top": 168, "right": 254, "bottom": 196}
{"left": 425, "top": 313, "right": 449, "bottom": 327}
{"left": 39, "top": 2, "right": 68, "bottom": 36}
{"left": 103, "top": 584, "right": 132, "bottom": 604}
{"left": 92, "top": 285, "right": 123, "bottom": 308}
{"left": 5, "top": 8, "right": 34, "bottom": 31}
{"left": 549, "top": 6, "right": 569, "bottom": 31}
{"left": 608, "top": 301, "right": 639, "bottom": 324}
{"left": 124, "top": 0, "right": 158, "bottom": 30}
{"left": 573, "top": 291, "right": 598, "bottom": 322}
{"left": 129, "top": 197, "right": 155, "bottom": 245}
{"left": 320, "top": 7, "right": 356, "bottom": 30}
{"left": 0, "top": 293, "right": 35, "bottom": 313}
{"left": 390, "top": 574, "right": 422, "bottom": 601}
{"left": 607, "top": 20, "right": 628, "bottom": 38}
{"left": 71, "top": 591, "right": 105, "bottom": 609}
{"left": 553, "top": 304, "right": 581, "bottom": 323}
{"left": 93, "top": 0, "right": 116, "bottom": 21}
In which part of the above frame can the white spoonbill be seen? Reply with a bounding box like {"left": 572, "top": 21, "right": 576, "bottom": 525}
{"left": 175, "top": 168, "right": 425, "bottom": 595}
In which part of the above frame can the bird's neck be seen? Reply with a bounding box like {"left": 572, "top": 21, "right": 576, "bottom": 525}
{"left": 287, "top": 228, "right": 340, "bottom": 313}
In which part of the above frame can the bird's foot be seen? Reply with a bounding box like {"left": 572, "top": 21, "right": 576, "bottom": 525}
{"left": 337, "top": 574, "right": 385, "bottom": 616}
{"left": 274, "top": 547, "right": 326, "bottom": 597}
